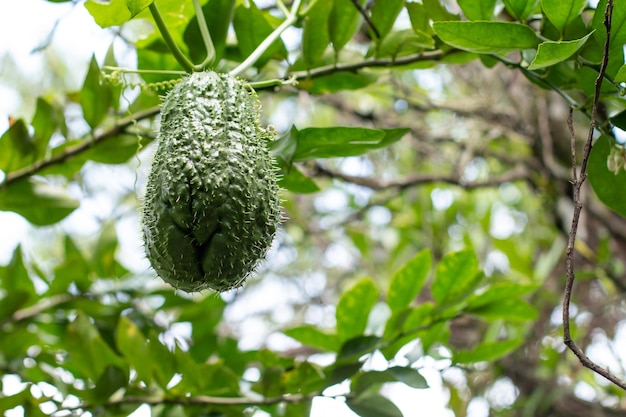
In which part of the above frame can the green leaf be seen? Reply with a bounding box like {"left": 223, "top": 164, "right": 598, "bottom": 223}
{"left": 433, "top": 21, "right": 538, "bottom": 54}
{"left": 126, "top": 0, "right": 152, "bottom": 18}
{"left": 422, "top": 0, "right": 459, "bottom": 22}
{"left": 293, "top": 127, "right": 409, "bottom": 161}
{"left": 65, "top": 312, "right": 128, "bottom": 381}
{"left": 283, "top": 325, "right": 340, "bottom": 351}
{"left": 431, "top": 249, "right": 482, "bottom": 306}
{"left": 458, "top": 0, "right": 497, "bottom": 20}
{"left": 336, "top": 278, "right": 379, "bottom": 342}
{"left": 0, "top": 119, "right": 35, "bottom": 172}
{"left": 616, "top": 64, "right": 626, "bottom": 83}
{"left": 89, "top": 365, "right": 128, "bottom": 404}
{"left": 589, "top": 135, "right": 626, "bottom": 217}
{"left": 0, "top": 178, "right": 79, "bottom": 226}
{"left": 329, "top": 0, "right": 366, "bottom": 52}
{"left": 406, "top": 2, "right": 430, "bottom": 34}
{"left": 541, "top": 0, "right": 587, "bottom": 33}
{"left": 80, "top": 55, "right": 112, "bottom": 129}
{"left": 279, "top": 164, "right": 321, "bottom": 193}
{"left": 376, "top": 30, "right": 435, "bottom": 58}
{"left": 353, "top": 366, "right": 428, "bottom": 393}
{"left": 502, "top": 0, "right": 539, "bottom": 21}
{"left": 85, "top": 0, "right": 132, "bottom": 27}
{"left": 466, "top": 283, "right": 538, "bottom": 308}
{"left": 148, "top": 331, "right": 176, "bottom": 389}
{"left": 303, "top": 72, "right": 377, "bottom": 94}
{"left": 184, "top": 0, "right": 235, "bottom": 65}
{"left": 454, "top": 339, "right": 523, "bottom": 363}
{"left": 301, "top": 0, "right": 332, "bottom": 68}
{"left": 0, "top": 247, "right": 36, "bottom": 316}
{"left": 116, "top": 317, "right": 152, "bottom": 384}
{"left": 387, "top": 249, "right": 431, "bottom": 313}
{"left": 370, "top": 0, "right": 404, "bottom": 40}
{"left": 337, "top": 335, "right": 381, "bottom": 363}
{"left": 31, "top": 97, "right": 64, "bottom": 158}
{"left": 233, "top": 2, "right": 287, "bottom": 68}
{"left": 347, "top": 392, "right": 403, "bottom": 417}
{"left": 468, "top": 299, "right": 538, "bottom": 322}
{"left": 528, "top": 32, "right": 593, "bottom": 70}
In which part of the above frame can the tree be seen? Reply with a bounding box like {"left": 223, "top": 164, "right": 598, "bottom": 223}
{"left": 1, "top": 0, "right": 626, "bottom": 415}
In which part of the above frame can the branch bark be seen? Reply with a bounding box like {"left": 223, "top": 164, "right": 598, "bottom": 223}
{"left": 561, "top": 0, "right": 626, "bottom": 390}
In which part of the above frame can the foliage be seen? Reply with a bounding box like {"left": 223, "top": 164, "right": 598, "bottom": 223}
{"left": 0, "top": 0, "right": 625, "bottom": 416}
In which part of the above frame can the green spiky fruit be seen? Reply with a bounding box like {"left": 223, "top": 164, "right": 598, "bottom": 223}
{"left": 142, "top": 71, "right": 281, "bottom": 292}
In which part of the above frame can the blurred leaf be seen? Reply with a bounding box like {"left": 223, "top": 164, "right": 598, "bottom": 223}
{"left": 92, "top": 221, "right": 127, "bottom": 278}
{"left": 387, "top": 249, "right": 431, "bottom": 313}
{"left": 431, "top": 249, "right": 482, "bottom": 306}
{"left": 329, "top": 0, "right": 366, "bottom": 52}
{"left": 468, "top": 298, "right": 538, "bottom": 322}
{"left": 353, "top": 366, "right": 428, "bottom": 394}
{"left": 528, "top": 32, "right": 593, "bottom": 70}
{"left": 65, "top": 312, "right": 128, "bottom": 381}
{"left": 284, "top": 325, "right": 340, "bottom": 351}
{"left": 337, "top": 335, "right": 381, "bottom": 363}
{"left": 458, "top": 0, "right": 497, "bottom": 20}
{"left": 422, "top": 0, "right": 460, "bottom": 21}
{"left": 347, "top": 392, "right": 403, "bottom": 417}
{"left": 454, "top": 339, "right": 523, "bottom": 363}
{"left": 433, "top": 22, "right": 538, "bottom": 54}
{"left": 466, "top": 283, "right": 538, "bottom": 308}
{"left": 370, "top": 0, "right": 404, "bottom": 40}
{"left": 406, "top": 2, "right": 431, "bottom": 34}
{"left": 503, "top": 0, "right": 539, "bottom": 21}
{"left": 184, "top": 0, "right": 235, "bottom": 65}
{"left": 542, "top": 0, "right": 587, "bottom": 33}
{"left": 0, "top": 248, "right": 35, "bottom": 319}
{"left": 0, "top": 119, "right": 35, "bottom": 172}
{"left": 85, "top": 0, "right": 132, "bottom": 28}
{"left": 233, "top": 2, "right": 287, "bottom": 68}
{"left": 51, "top": 236, "right": 92, "bottom": 294}
{"left": 89, "top": 365, "right": 128, "bottom": 404}
{"left": 148, "top": 331, "right": 176, "bottom": 389}
{"left": 616, "top": 64, "right": 626, "bottom": 83}
{"left": 116, "top": 316, "right": 152, "bottom": 384}
{"left": 301, "top": 0, "right": 332, "bottom": 68}
{"left": 31, "top": 97, "right": 64, "bottom": 158}
{"left": 81, "top": 55, "right": 112, "bottom": 129}
{"left": 126, "top": 0, "right": 153, "bottom": 18}
{"left": 589, "top": 135, "right": 626, "bottom": 217}
{"left": 0, "top": 178, "right": 79, "bottom": 226}
{"left": 376, "top": 30, "right": 435, "bottom": 58}
{"left": 336, "top": 278, "right": 379, "bottom": 342}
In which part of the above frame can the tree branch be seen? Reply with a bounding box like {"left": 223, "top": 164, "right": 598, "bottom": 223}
{"left": 1, "top": 106, "right": 160, "bottom": 187}
{"left": 310, "top": 163, "right": 530, "bottom": 190}
{"left": 561, "top": 0, "right": 626, "bottom": 391}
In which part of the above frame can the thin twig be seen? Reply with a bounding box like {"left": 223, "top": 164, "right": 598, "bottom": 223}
{"left": 350, "top": 0, "right": 380, "bottom": 39}
{"left": 311, "top": 163, "right": 530, "bottom": 190}
{"left": 561, "top": 0, "right": 626, "bottom": 391}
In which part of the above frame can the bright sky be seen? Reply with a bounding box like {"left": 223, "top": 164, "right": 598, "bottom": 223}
{"left": 0, "top": 2, "right": 481, "bottom": 416}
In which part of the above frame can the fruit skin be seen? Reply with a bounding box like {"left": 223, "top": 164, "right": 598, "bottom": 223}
{"left": 142, "top": 71, "right": 281, "bottom": 292}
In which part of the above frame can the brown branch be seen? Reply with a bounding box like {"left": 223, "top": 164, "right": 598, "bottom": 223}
{"left": 58, "top": 392, "right": 319, "bottom": 414}
{"left": 288, "top": 50, "right": 449, "bottom": 81}
{"left": 311, "top": 163, "right": 530, "bottom": 190}
{"left": 349, "top": 0, "right": 380, "bottom": 39}
{"left": 1, "top": 106, "right": 160, "bottom": 187}
{"left": 561, "top": 0, "right": 626, "bottom": 391}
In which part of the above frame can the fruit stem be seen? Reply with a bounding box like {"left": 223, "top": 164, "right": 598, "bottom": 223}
{"left": 192, "top": 0, "right": 217, "bottom": 69}
{"left": 149, "top": 1, "right": 195, "bottom": 73}
{"left": 230, "top": 0, "right": 304, "bottom": 77}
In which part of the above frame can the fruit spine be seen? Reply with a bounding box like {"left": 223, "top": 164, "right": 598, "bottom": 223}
{"left": 142, "top": 71, "right": 281, "bottom": 292}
